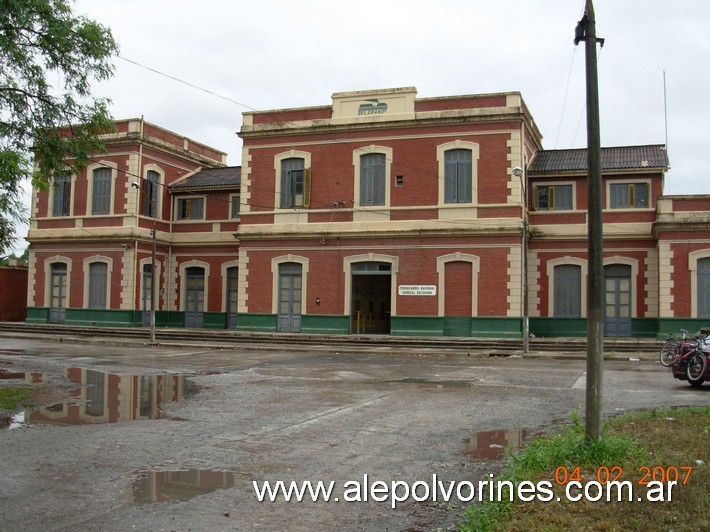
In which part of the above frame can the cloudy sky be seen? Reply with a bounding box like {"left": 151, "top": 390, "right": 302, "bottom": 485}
{"left": 11, "top": 0, "right": 710, "bottom": 253}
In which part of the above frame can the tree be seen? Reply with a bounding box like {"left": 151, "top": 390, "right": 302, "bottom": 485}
{"left": 0, "top": 0, "right": 118, "bottom": 254}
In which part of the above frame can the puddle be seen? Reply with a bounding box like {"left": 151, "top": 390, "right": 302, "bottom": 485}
{"left": 463, "top": 428, "right": 539, "bottom": 460}
{"left": 3, "top": 367, "right": 199, "bottom": 428}
{"left": 0, "top": 411, "right": 27, "bottom": 430}
{"left": 131, "top": 469, "right": 236, "bottom": 503}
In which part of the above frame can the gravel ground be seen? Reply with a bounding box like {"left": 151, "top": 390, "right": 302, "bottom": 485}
{"left": 1, "top": 337, "right": 707, "bottom": 531}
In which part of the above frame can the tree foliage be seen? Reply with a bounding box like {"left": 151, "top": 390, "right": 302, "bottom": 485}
{"left": 0, "top": 0, "right": 118, "bottom": 254}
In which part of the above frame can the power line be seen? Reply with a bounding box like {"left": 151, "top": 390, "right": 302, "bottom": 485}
{"left": 119, "top": 56, "right": 258, "bottom": 111}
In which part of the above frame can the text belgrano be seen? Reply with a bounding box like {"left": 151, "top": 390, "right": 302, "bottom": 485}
{"left": 252, "top": 474, "right": 677, "bottom": 508}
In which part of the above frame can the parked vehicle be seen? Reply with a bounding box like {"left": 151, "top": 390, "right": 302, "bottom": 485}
{"left": 659, "top": 329, "right": 691, "bottom": 366}
{"left": 668, "top": 333, "right": 710, "bottom": 386}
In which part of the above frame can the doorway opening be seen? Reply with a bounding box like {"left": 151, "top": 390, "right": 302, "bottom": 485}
{"left": 351, "top": 262, "right": 391, "bottom": 334}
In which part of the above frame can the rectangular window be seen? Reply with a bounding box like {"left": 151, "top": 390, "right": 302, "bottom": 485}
{"left": 444, "top": 149, "right": 472, "bottom": 203}
{"left": 360, "top": 153, "right": 386, "bottom": 206}
{"left": 176, "top": 197, "right": 204, "bottom": 220}
{"left": 88, "top": 262, "right": 107, "bottom": 309}
{"left": 92, "top": 167, "right": 112, "bottom": 215}
{"left": 610, "top": 183, "right": 649, "bottom": 208}
{"left": 231, "top": 194, "right": 241, "bottom": 219}
{"left": 535, "top": 184, "right": 573, "bottom": 211}
{"left": 52, "top": 173, "right": 71, "bottom": 216}
{"left": 281, "top": 158, "right": 305, "bottom": 208}
{"left": 142, "top": 170, "right": 160, "bottom": 217}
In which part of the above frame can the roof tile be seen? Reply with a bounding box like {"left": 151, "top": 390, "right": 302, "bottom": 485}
{"left": 528, "top": 145, "right": 668, "bottom": 174}
{"left": 170, "top": 166, "right": 241, "bottom": 190}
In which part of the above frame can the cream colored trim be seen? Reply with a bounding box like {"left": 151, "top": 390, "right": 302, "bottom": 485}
{"left": 436, "top": 253, "right": 480, "bottom": 317}
{"left": 120, "top": 247, "right": 134, "bottom": 311}
{"left": 274, "top": 149, "right": 311, "bottom": 210}
{"left": 658, "top": 242, "right": 674, "bottom": 317}
{"left": 86, "top": 161, "right": 118, "bottom": 216}
{"left": 507, "top": 246, "right": 522, "bottom": 317}
{"left": 220, "top": 259, "right": 240, "bottom": 313}
{"left": 178, "top": 260, "right": 209, "bottom": 312}
{"left": 353, "top": 145, "right": 392, "bottom": 221}
{"left": 436, "top": 140, "right": 480, "bottom": 208}
{"left": 644, "top": 250, "right": 659, "bottom": 317}
{"left": 546, "top": 256, "right": 588, "bottom": 318}
{"left": 507, "top": 131, "right": 523, "bottom": 204}
{"left": 244, "top": 129, "right": 518, "bottom": 151}
{"left": 240, "top": 147, "right": 252, "bottom": 213}
{"left": 82, "top": 255, "right": 113, "bottom": 309}
{"left": 688, "top": 249, "right": 710, "bottom": 318}
{"left": 343, "top": 253, "right": 399, "bottom": 317}
{"left": 603, "top": 256, "right": 639, "bottom": 317}
{"left": 528, "top": 252, "right": 541, "bottom": 317}
{"left": 271, "top": 254, "right": 309, "bottom": 316}
{"left": 237, "top": 250, "right": 249, "bottom": 313}
{"left": 43, "top": 255, "right": 71, "bottom": 308}
{"left": 27, "top": 250, "right": 37, "bottom": 307}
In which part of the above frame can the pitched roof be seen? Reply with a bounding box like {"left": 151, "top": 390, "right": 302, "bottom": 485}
{"left": 169, "top": 166, "right": 241, "bottom": 190}
{"left": 528, "top": 145, "right": 669, "bottom": 174}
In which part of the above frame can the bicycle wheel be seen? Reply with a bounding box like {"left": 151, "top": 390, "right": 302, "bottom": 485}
{"left": 685, "top": 352, "right": 707, "bottom": 384}
{"left": 659, "top": 340, "right": 678, "bottom": 367}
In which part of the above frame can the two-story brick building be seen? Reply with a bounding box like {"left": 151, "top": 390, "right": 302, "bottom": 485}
{"left": 24, "top": 88, "right": 710, "bottom": 338}
{"left": 26, "top": 118, "right": 241, "bottom": 328}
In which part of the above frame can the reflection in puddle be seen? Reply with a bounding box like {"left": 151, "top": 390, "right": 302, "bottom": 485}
{"left": 0, "top": 368, "right": 43, "bottom": 382}
{"left": 131, "top": 469, "right": 236, "bottom": 503}
{"left": 3, "top": 368, "right": 195, "bottom": 428}
{"left": 463, "top": 428, "right": 537, "bottom": 460}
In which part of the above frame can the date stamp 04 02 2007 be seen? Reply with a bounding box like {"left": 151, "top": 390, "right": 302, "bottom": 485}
{"left": 554, "top": 465, "right": 694, "bottom": 486}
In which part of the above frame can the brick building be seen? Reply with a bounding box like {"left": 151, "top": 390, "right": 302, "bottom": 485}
{"left": 24, "top": 89, "right": 710, "bottom": 338}
{"left": 26, "top": 118, "right": 240, "bottom": 328}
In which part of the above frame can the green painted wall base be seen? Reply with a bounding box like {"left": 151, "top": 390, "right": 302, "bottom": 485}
{"left": 391, "top": 316, "right": 522, "bottom": 338}
{"left": 529, "top": 317, "right": 660, "bottom": 338}
{"left": 302, "top": 315, "right": 349, "bottom": 334}
{"left": 236, "top": 313, "right": 277, "bottom": 333}
{"left": 26, "top": 307, "right": 699, "bottom": 339}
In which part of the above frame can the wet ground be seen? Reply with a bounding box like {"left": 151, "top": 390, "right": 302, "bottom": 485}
{"left": 0, "top": 336, "right": 708, "bottom": 531}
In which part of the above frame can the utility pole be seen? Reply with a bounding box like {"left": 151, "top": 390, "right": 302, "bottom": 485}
{"left": 575, "top": 0, "right": 605, "bottom": 441}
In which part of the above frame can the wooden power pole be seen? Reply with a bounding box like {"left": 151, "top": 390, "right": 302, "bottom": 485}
{"left": 575, "top": 0, "right": 605, "bottom": 441}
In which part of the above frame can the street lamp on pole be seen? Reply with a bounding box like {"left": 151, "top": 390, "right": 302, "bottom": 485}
{"left": 132, "top": 180, "right": 157, "bottom": 344}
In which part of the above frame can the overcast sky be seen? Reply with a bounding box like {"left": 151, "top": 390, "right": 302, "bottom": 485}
{"left": 11, "top": 0, "right": 710, "bottom": 253}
